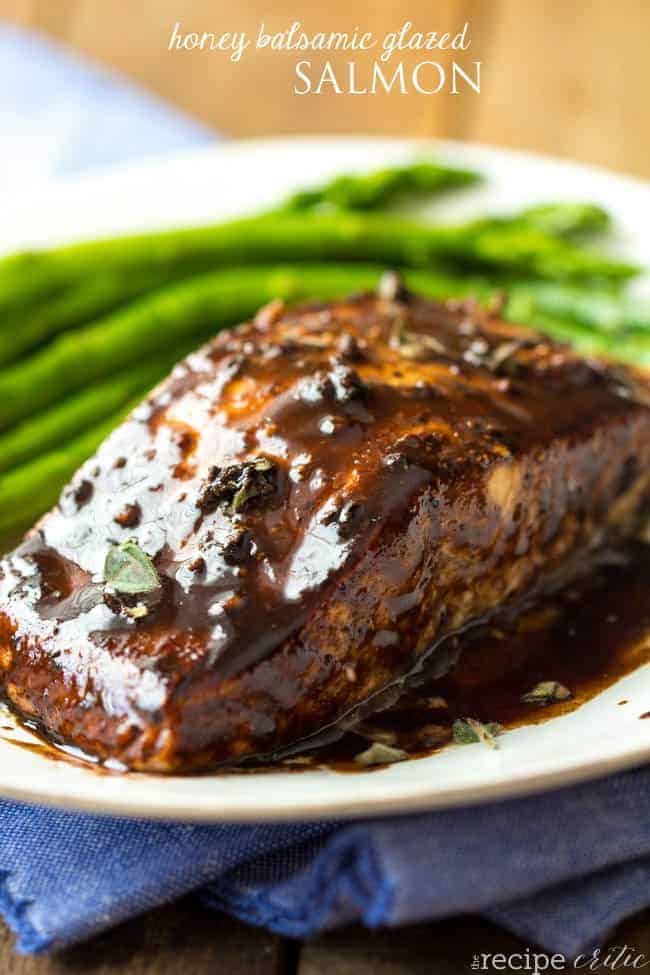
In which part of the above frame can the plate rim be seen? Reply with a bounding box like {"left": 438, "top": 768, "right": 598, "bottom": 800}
{"left": 0, "top": 729, "right": 649, "bottom": 822}
{"left": 1, "top": 134, "right": 649, "bottom": 821}
{"left": 4, "top": 131, "right": 650, "bottom": 196}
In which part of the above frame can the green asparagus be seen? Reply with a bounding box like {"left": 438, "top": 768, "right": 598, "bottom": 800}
{"left": 0, "top": 209, "right": 635, "bottom": 329}
{"left": 507, "top": 281, "right": 650, "bottom": 335}
{"left": 478, "top": 202, "right": 611, "bottom": 240}
{"left": 284, "top": 160, "right": 481, "bottom": 211}
{"left": 0, "top": 163, "right": 482, "bottom": 324}
{"left": 0, "top": 266, "right": 186, "bottom": 368}
{"left": 0, "top": 353, "right": 186, "bottom": 473}
{"left": 0, "top": 264, "right": 481, "bottom": 431}
{"left": 3, "top": 256, "right": 648, "bottom": 433}
{"left": 0, "top": 409, "right": 133, "bottom": 538}
{"left": 505, "top": 306, "right": 650, "bottom": 363}
{"left": 0, "top": 198, "right": 630, "bottom": 368}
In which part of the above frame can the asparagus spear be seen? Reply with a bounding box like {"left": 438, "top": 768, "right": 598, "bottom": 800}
{"left": 505, "top": 306, "right": 650, "bottom": 363}
{"left": 0, "top": 264, "right": 480, "bottom": 431}
{"left": 507, "top": 281, "right": 650, "bottom": 335}
{"left": 3, "top": 254, "right": 647, "bottom": 434}
{"left": 0, "top": 264, "right": 466, "bottom": 536}
{"left": 0, "top": 409, "right": 132, "bottom": 537}
{"left": 0, "top": 351, "right": 191, "bottom": 474}
{"left": 11, "top": 163, "right": 465, "bottom": 344}
{"left": 478, "top": 202, "right": 611, "bottom": 240}
{"left": 0, "top": 200, "right": 627, "bottom": 368}
{"left": 0, "top": 159, "right": 468, "bottom": 311}
{"left": 284, "top": 160, "right": 481, "bottom": 211}
{"left": 0, "top": 266, "right": 185, "bottom": 368}
{"left": 0, "top": 208, "right": 635, "bottom": 328}
{"left": 285, "top": 156, "right": 609, "bottom": 239}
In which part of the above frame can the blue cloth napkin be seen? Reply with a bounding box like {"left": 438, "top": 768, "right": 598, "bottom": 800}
{"left": 1, "top": 20, "right": 649, "bottom": 958}
{"left": 2, "top": 768, "right": 650, "bottom": 955}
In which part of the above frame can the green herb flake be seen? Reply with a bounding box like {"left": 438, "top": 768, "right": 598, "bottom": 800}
{"left": 521, "top": 680, "right": 572, "bottom": 706}
{"left": 230, "top": 458, "right": 275, "bottom": 514}
{"left": 104, "top": 540, "right": 161, "bottom": 596}
{"left": 198, "top": 457, "right": 278, "bottom": 516}
{"left": 452, "top": 717, "right": 502, "bottom": 749}
{"left": 354, "top": 742, "right": 408, "bottom": 766}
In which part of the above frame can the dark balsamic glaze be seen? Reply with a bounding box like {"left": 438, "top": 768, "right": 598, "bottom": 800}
{"left": 2, "top": 543, "right": 649, "bottom": 774}
{"left": 306, "top": 543, "right": 650, "bottom": 771}
{"left": 1, "top": 291, "right": 650, "bottom": 771}
{"left": 2, "top": 299, "right": 643, "bottom": 679}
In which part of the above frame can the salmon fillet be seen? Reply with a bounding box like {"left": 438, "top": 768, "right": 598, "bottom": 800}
{"left": 2, "top": 283, "right": 650, "bottom": 771}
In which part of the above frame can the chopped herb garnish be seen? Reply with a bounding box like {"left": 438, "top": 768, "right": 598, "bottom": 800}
{"left": 452, "top": 717, "right": 502, "bottom": 749}
{"left": 104, "top": 539, "right": 161, "bottom": 596}
{"left": 198, "top": 457, "right": 279, "bottom": 516}
{"left": 231, "top": 459, "right": 275, "bottom": 513}
{"left": 354, "top": 742, "right": 408, "bottom": 766}
{"left": 521, "top": 680, "right": 572, "bottom": 705}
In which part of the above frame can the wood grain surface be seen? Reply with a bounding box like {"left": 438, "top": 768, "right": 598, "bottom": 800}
{"left": 2, "top": 0, "right": 650, "bottom": 178}
{"left": 0, "top": 899, "right": 285, "bottom": 974}
{"left": 1, "top": 904, "right": 649, "bottom": 974}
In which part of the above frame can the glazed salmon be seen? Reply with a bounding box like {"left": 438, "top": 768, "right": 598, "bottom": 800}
{"left": 2, "top": 281, "right": 650, "bottom": 770}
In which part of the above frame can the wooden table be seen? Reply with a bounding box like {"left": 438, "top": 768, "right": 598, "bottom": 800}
{"left": 2, "top": 901, "right": 649, "bottom": 974}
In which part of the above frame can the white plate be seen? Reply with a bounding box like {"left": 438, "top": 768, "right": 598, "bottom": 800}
{"left": 1, "top": 137, "right": 649, "bottom": 821}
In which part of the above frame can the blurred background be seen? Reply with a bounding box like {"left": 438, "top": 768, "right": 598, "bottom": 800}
{"left": 1, "top": 0, "right": 649, "bottom": 178}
